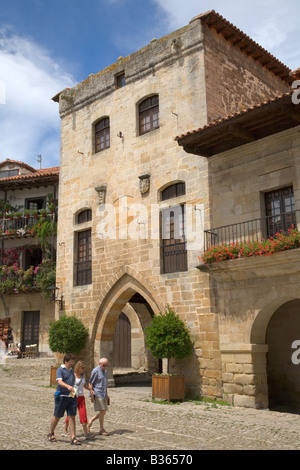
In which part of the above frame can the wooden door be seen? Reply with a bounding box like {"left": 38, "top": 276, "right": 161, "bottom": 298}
{"left": 22, "top": 311, "right": 40, "bottom": 352}
{"left": 113, "top": 312, "right": 131, "bottom": 368}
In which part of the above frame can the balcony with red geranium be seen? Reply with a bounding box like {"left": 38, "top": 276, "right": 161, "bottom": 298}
{"left": 198, "top": 210, "right": 300, "bottom": 281}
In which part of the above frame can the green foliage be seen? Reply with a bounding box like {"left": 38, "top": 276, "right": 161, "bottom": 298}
{"left": 34, "top": 259, "right": 56, "bottom": 300}
{"left": 34, "top": 216, "right": 56, "bottom": 253}
{"left": 0, "top": 259, "right": 56, "bottom": 296}
{"left": 0, "top": 278, "right": 16, "bottom": 294}
{"left": 48, "top": 314, "right": 89, "bottom": 354}
{"left": 145, "top": 306, "right": 193, "bottom": 362}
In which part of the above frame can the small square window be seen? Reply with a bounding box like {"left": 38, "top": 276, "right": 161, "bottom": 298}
{"left": 115, "top": 73, "right": 126, "bottom": 89}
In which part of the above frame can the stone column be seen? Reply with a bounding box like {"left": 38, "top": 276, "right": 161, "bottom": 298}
{"left": 221, "top": 343, "right": 269, "bottom": 408}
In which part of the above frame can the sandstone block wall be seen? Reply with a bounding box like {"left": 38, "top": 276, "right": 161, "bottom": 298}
{"left": 55, "top": 15, "right": 293, "bottom": 399}
{"left": 205, "top": 127, "right": 300, "bottom": 408}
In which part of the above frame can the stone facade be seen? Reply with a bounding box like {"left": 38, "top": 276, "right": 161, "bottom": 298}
{"left": 54, "top": 11, "right": 293, "bottom": 400}
{"left": 202, "top": 125, "right": 300, "bottom": 408}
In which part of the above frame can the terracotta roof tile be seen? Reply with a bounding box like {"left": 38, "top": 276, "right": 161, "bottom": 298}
{"left": 290, "top": 68, "right": 300, "bottom": 79}
{"left": 175, "top": 91, "right": 294, "bottom": 141}
{"left": 0, "top": 159, "right": 37, "bottom": 173}
{"left": 0, "top": 166, "right": 59, "bottom": 183}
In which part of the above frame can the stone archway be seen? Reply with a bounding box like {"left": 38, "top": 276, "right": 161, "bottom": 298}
{"left": 265, "top": 299, "right": 300, "bottom": 411}
{"left": 90, "top": 272, "right": 163, "bottom": 386}
{"left": 248, "top": 296, "right": 300, "bottom": 410}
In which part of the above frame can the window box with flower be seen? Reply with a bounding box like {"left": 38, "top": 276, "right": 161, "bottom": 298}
{"left": 199, "top": 226, "right": 300, "bottom": 267}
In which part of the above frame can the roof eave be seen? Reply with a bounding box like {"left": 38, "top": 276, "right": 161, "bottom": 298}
{"left": 176, "top": 92, "right": 300, "bottom": 157}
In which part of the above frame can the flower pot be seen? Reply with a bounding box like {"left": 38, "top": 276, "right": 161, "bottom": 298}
{"left": 152, "top": 375, "right": 185, "bottom": 401}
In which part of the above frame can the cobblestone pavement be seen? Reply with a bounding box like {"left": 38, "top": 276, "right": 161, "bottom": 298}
{"left": 1, "top": 358, "right": 300, "bottom": 452}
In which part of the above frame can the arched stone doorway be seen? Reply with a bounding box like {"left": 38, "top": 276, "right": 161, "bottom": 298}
{"left": 266, "top": 299, "right": 300, "bottom": 412}
{"left": 249, "top": 296, "right": 300, "bottom": 411}
{"left": 90, "top": 272, "right": 164, "bottom": 386}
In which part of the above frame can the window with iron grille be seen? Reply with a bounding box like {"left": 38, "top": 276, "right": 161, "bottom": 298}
{"left": 95, "top": 117, "right": 110, "bottom": 153}
{"left": 265, "top": 186, "right": 296, "bottom": 238}
{"left": 139, "top": 95, "right": 159, "bottom": 135}
{"left": 160, "top": 183, "right": 187, "bottom": 274}
{"left": 76, "top": 229, "right": 92, "bottom": 286}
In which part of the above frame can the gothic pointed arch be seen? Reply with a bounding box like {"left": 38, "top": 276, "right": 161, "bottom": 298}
{"left": 89, "top": 266, "right": 165, "bottom": 372}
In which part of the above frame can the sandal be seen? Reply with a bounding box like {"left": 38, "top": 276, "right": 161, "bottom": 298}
{"left": 70, "top": 437, "right": 81, "bottom": 446}
{"left": 47, "top": 432, "right": 57, "bottom": 442}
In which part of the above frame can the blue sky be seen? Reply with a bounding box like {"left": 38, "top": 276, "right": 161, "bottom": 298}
{"left": 0, "top": 0, "right": 299, "bottom": 169}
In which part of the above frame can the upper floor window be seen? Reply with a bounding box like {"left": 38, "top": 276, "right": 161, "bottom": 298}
{"left": 95, "top": 117, "right": 110, "bottom": 153}
{"left": 24, "top": 247, "right": 42, "bottom": 270}
{"left": 25, "top": 197, "right": 46, "bottom": 210}
{"left": 115, "top": 72, "right": 126, "bottom": 89}
{"left": 75, "top": 229, "right": 92, "bottom": 286}
{"left": 265, "top": 186, "right": 296, "bottom": 238}
{"left": 139, "top": 95, "right": 159, "bottom": 135}
{"left": 160, "top": 182, "right": 187, "bottom": 274}
{"left": 76, "top": 209, "right": 92, "bottom": 225}
{"left": 161, "top": 182, "right": 185, "bottom": 201}
{"left": 0, "top": 169, "right": 19, "bottom": 178}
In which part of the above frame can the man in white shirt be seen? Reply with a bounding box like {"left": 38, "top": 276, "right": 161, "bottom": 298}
{"left": 88, "top": 358, "right": 110, "bottom": 436}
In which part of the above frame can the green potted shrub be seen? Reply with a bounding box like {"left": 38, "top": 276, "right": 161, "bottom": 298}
{"left": 24, "top": 209, "right": 31, "bottom": 219}
{"left": 145, "top": 306, "right": 193, "bottom": 401}
{"left": 48, "top": 313, "right": 89, "bottom": 385}
{"left": 31, "top": 209, "right": 39, "bottom": 219}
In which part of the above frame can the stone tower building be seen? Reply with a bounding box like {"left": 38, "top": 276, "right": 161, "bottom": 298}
{"left": 53, "top": 11, "right": 292, "bottom": 399}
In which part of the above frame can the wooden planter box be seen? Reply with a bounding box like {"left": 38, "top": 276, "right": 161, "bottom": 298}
{"left": 50, "top": 366, "right": 58, "bottom": 386}
{"left": 152, "top": 375, "right": 185, "bottom": 401}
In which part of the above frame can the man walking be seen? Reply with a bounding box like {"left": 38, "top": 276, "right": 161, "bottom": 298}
{"left": 47, "top": 353, "right": 81, "bottom": 445}
{"left": 88, "top": 358, "right": 110, "bottom": 435}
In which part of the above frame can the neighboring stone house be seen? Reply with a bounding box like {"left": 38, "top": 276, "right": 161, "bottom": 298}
{"left": 53, "top": 10, "right": 294, "bottom": 399}
{"left": 176, "top": 86, "right": 300, "bottom": 409}
{"left": 0, "top": 159, "right": 59, "bottom": 356}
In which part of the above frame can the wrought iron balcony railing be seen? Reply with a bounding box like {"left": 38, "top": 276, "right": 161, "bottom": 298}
{"left": 0, "top": 215, "right": 36, "bottom": 233}
{"left": 0, "top": 212, "right": 55, "bottom": 237}
{"left": 204, "top": 210, "right": 300, "bottom": 252}
{"left": 0, "top": 270, "right": 38, "bottom": 293}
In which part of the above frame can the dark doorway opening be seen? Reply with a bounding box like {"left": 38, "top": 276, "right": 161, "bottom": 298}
{"left": 22, "top": 311, "right": 40, "bottom": 352}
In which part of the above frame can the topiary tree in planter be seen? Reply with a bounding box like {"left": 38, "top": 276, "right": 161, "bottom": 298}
{"left": 48, "top": 314, "right": 89, "bottom": 384}
{"left": 145, "top": 306, "right": 193, "bottom": 400}
{"left": 48, "top": 314, "right": 89, "bottom": 355}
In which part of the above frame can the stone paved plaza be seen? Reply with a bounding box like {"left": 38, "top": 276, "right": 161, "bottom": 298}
{"left": 1, "top": 358, "right": 300, "bottom": 452}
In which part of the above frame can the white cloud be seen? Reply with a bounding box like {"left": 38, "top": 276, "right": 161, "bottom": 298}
{"left": 153, "top": 0, "right": 300, "bottom": 70}
{"left": 0, "top": 27, "right": 75, "bottom": 168}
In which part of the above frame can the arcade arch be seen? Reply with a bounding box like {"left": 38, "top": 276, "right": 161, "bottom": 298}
{"left": 249, "top": 296, "right": 300, "bottom": 411}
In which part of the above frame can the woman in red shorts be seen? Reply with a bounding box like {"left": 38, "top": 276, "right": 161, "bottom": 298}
{"left": 64, "top": 360, "right": 94, "bottom": 440}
